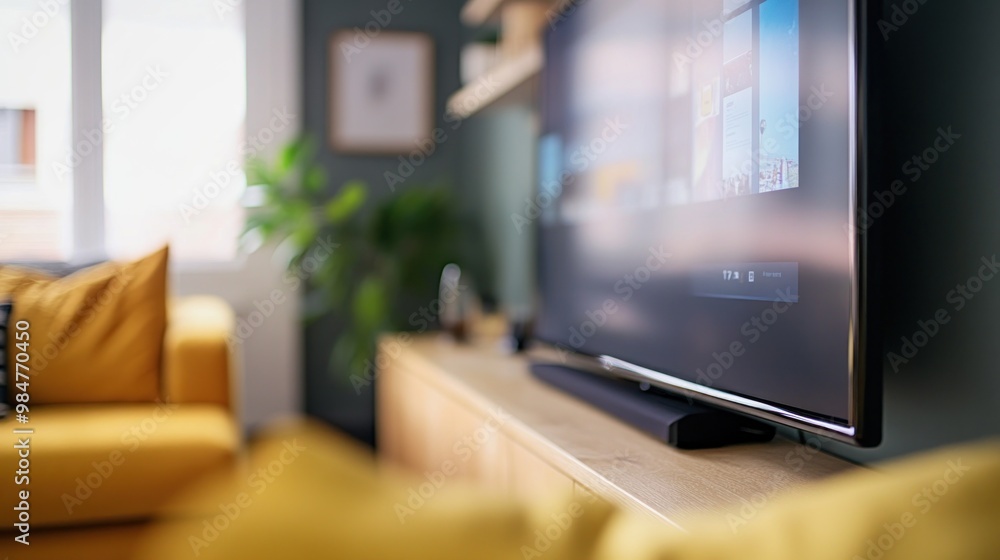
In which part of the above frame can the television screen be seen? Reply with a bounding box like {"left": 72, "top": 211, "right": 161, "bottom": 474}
{"left": 534, "top": 0, "right": 880, "bottom": 445}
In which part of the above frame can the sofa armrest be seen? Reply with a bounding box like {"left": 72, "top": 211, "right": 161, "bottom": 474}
{"left": 163, "top": 296, "right": 237, "bottom": 410}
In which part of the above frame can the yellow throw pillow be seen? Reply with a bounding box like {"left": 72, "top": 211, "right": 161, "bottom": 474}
{"left": 0, "top": 247, "right": 168, "bottom": 404}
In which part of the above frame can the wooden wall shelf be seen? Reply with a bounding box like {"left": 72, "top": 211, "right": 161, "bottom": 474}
{"left": 446, "top": 46, "right": 542, "bottom": 120}
{"left": 461, "top": 0, "right": 559, "bottom": 26}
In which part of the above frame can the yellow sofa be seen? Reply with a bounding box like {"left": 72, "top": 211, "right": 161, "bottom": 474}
{"left": 0, "top": 296, "right": 241, "bottom": 558}
{"left": 133, "top": 422, "right": 1000, "bottom": 560}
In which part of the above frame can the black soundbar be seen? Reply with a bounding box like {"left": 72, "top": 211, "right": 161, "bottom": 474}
{"left": 530, "top": 362, "right": 776, "bottom": 449}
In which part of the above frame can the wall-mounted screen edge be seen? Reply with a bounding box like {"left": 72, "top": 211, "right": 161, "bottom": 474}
{"left": 531, "top": 0, "right": 883, "bottom": 447}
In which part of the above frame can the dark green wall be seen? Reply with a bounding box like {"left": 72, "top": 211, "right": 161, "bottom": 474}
{"left": 301, "top": 0, "right": 468, "bottom": 444}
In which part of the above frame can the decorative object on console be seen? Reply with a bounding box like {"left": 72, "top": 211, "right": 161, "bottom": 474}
{"left": 438, "top": 263, "right": 481, "bottom": 342}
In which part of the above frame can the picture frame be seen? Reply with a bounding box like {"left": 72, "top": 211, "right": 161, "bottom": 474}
{"left": 328, "top": 30, "right": 435, "bottom": 154}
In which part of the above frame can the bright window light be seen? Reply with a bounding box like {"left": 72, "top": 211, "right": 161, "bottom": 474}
{"left": 102, "top": 0, "right": 246, "bottom": 262}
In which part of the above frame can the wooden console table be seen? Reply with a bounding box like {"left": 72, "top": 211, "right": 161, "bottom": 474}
{"left": 376, "top": 326, "right": 858, "bottom": 529}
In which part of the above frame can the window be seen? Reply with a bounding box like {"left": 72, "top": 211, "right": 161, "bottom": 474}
{"left": 0, "top": 0, "right": 73, "bottom": 261}
{"left": 102, "top": 0, "right": 246, "bottom": 261}
{"left": 0, "top": 0, "right": 246, "bottom": 263}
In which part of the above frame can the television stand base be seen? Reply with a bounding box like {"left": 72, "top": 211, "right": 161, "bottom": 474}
{"left": 530, "top": 362, "right": 776, "bottom": 449}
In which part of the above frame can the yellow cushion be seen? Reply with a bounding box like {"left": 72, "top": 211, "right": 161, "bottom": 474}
{"left": 0, "top": 247, "right": 168, "bottom": 403}
{"left": 135, "top": 422, "right": 1000, "bottom": 560}
{"left": 0, "top": 403, "right": 239, "bottom": 529}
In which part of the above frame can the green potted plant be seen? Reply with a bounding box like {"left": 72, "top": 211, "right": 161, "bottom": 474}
{"left": 241, "top": 137, "right": 464, "bottom": 377}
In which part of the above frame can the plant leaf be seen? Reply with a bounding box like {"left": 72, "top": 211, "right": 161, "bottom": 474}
{"left": 352, "top": 276, "right": 387, "bottom": 331}
{"left": 304, "top": 165, "right": 327, "bottom": 194}
{"left": 325, "top": 181, "right": 367, "bottom": 224}
{"left": 245, "top": 158, "right": 272, "bottom": 188}
{"left": 275, "top": 138, "right": 304, "bottom": 174}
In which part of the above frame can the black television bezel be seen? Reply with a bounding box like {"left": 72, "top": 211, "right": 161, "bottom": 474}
{"left": 530, "top": 0, "right": 883, "bottom": 447}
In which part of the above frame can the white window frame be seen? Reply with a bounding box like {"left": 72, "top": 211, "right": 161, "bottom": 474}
{"left": 70, "top": 0, "right": 105, "bottom": 263}
{"left": 57, "top": 0, "right": 299, "bottom": 267}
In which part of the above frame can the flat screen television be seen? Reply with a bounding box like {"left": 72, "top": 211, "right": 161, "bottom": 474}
{"left": 533, "top": 0, "right": 882, "bottom": 446}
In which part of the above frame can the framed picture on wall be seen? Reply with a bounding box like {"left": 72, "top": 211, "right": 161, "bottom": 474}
{"left": 328, "top": 30, "right": 434, "bottom": 154}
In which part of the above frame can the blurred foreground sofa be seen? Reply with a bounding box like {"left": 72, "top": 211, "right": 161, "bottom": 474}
{"left": 132, "top": 421, "right": 1000, "bottom": 560}
{"left": 0, "top": 248, "right": 241, "bottom": 558}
